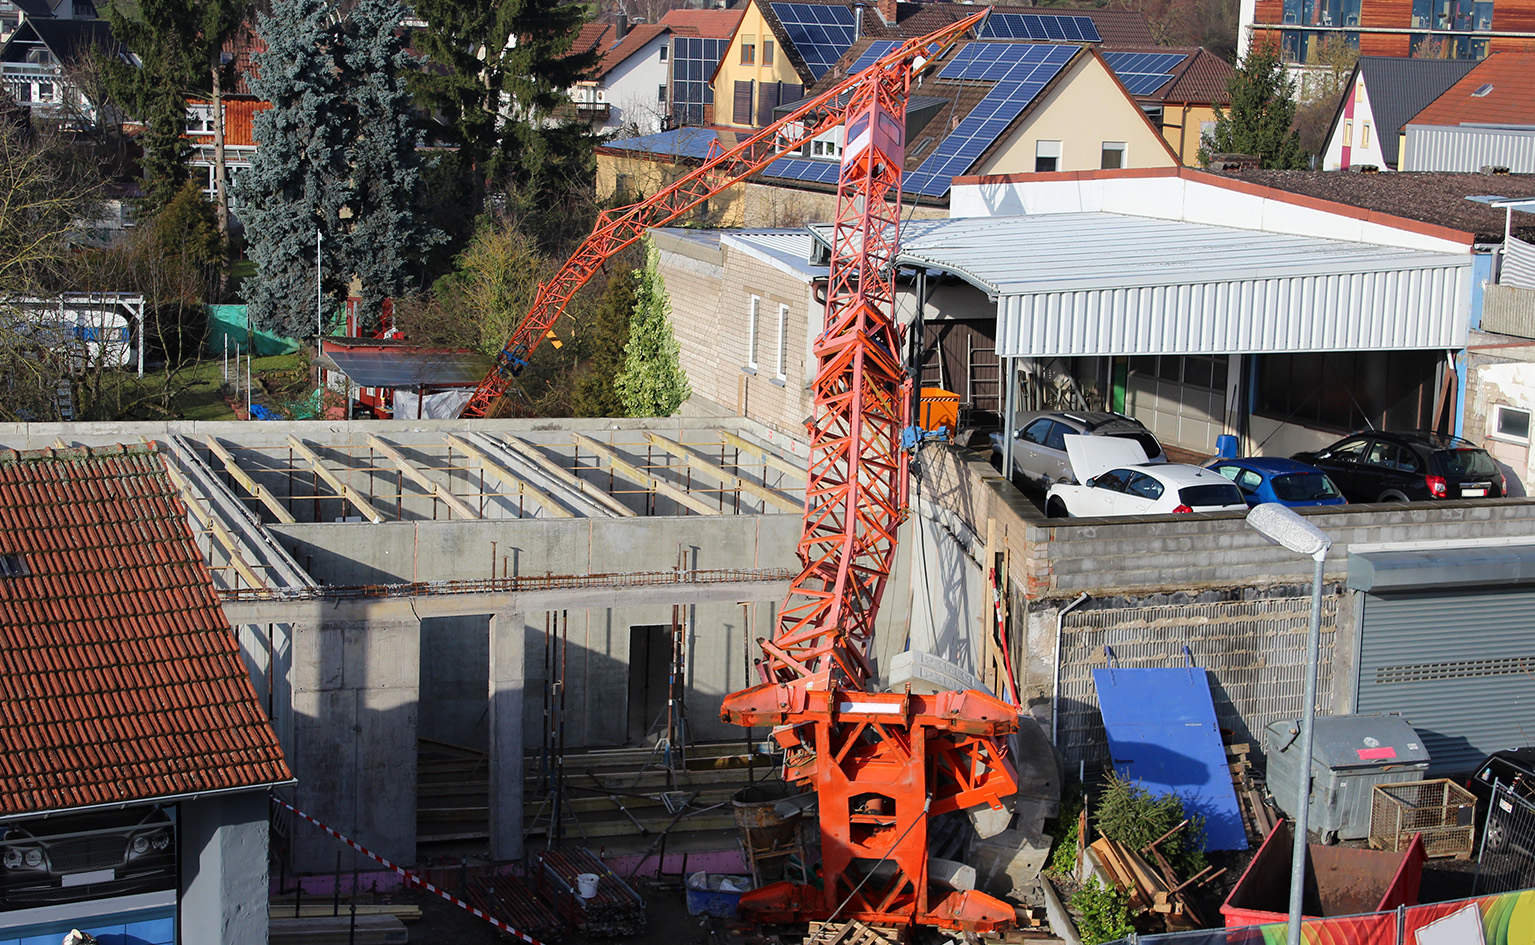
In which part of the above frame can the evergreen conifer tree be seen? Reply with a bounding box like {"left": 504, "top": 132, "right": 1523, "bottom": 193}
{"left": 571, "top": 267, "right": 635, "bottom": 417}
{"left": 239, "top": 0, "right": 349, "bottom": 339}
{"left": 409, "top": 0, "right": 600, "bottom": 236}
{"left": 337, "top": 0, "right": 440, "bottom": 324}
{"left": 1199, "top": 42, "right": 1308, "bottom": 169}
{"left": 615, "top": 240, "right": 689, "bottom": 417}
{"left": 102, "top": 0, "right": 251, "bottom": 220}
{"left": 241, "top": 0, "right": 438, "bottom": 338}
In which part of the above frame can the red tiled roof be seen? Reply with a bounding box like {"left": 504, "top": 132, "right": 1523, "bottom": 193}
{"left": 1409, "top": 52, "right": 1535, "bottom": 127}
{"left": 592, "top": 22, "right": 673, "bottom": 79}
{"left": 185, "top": 98, "right": 272, "bottom": 148}
{"left": 0, "top": 444, "right": 291, "bottom": 816}
{"left": 573, "top": 21, "right": 614, "bottom": 56}
{"left": 1101, "top": 46, "right": 1234, "bottom": 105}
{"left": 660, "top": 8, "right": 744, "bottom": 38}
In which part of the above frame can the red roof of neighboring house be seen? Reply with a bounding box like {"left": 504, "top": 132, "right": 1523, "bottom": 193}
{"left": 185, "top": 98, "right": 272, "bottom": 148}
{"left": 1410, "top": 52, "right": 1535, "bottom": 127}
{"left": 594, "top": 22, "right": 673, "bottom": 79}
{"left": 0, "top": 444, "right": 291, "bottom": 816}
{"left": 660, "top": 7, "right": 745, "bottom": 38}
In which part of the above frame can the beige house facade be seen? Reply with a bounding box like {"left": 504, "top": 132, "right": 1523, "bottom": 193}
{"left": 974, "top": 50, "right": 1178, "bottom": 176}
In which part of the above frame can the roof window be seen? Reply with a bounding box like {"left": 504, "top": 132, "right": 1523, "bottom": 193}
{"left": 1473, "top": 83, "right": 1494, "bottom": 97}
{"left": 0, "top": 555, "right": 28, "bottom": 578}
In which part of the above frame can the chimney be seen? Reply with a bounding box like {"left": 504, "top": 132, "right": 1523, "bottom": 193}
{"left": 615, "top": 12, "right": 628, "bottom": 40}
{"left": 854, "top": 0, "right": 865, "bottom": 37}
{"left": 875, "top": 0, "right": 898, "bottom": 27}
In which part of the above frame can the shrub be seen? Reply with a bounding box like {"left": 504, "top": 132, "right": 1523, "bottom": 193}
{"left": 1093, "top": 774, "right": 1207, "bottom": 879}
{"left": 1071, "top": 876, "right": 1135, "bottom": 945}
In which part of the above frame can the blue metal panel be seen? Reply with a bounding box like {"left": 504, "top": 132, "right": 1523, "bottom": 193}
{"left": 1092, "top": 666, "right": 1249, "bottom": 851}
{"left": 0, "top": 904, "right": 176, "bottom": 945}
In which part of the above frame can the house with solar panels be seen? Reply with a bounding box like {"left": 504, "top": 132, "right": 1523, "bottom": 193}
{"left": 566, "top": 9, "right": 743, "bottom": 137}
{"left": 598, "top": 30, "right": 1179, "bottom": 223}
{"left": 1103, "top": 47, "right": 1235, "bottom": 166}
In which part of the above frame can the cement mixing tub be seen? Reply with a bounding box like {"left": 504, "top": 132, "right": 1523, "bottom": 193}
{"left": 733, "top": 782, "right": 806, "bottom": 884}
{"left": 1221, "top": 819, "right": 1425, "bottom": 928}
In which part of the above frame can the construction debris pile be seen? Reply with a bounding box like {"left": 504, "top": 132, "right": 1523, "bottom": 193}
{"left": 539, "top": 847, "right": 648, "bottom": 936}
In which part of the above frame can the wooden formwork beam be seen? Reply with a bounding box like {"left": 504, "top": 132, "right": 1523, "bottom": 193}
{"left": 286, "top": 436, "right": 385, "bottom": 524}
{"left": 162, "top": 461, "right": 267, "bottom": 589}
{"left": 366, "top": 434, "right": 479, "bottom": 520}
{"left": 717, "top": 430, "right": 807, "bottom": 481}
{"left": 571, "top": 433, "right": 720, "bottom": 516}
{"left": 642, "top": 432, "right": 801, "bottom": 513}
{"left": 205, "top": 436, "right": 297, "bottom": 524}
{"left": 443, "top": 434, "right": 574, "bottom": 518}
{"left": 498, "top": 434, "right": 633, "bottom": 517}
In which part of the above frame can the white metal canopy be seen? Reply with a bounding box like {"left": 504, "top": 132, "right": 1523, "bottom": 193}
{"left": 867, "top": 212, "right": 1473, "bottom": 358}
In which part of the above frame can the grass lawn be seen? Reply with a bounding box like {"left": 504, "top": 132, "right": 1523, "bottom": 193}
{"left": 90, "top": 352, "right": 305, "bottom": 421}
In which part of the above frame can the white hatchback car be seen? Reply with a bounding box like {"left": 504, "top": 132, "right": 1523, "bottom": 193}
{"left": 1046, "top": 435, "right": 1247, "bottom": 518}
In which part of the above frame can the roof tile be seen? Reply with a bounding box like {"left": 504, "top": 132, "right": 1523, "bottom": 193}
{"left": 0, "top": 444, "right": 290, "bottom": 817}
{"left": 1409, "top": 52, "right": 1535, "bottom": 128}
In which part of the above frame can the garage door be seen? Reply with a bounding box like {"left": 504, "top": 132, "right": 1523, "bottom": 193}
{"left": 1356, "top": 586, "right": 1535, "bottom": 773}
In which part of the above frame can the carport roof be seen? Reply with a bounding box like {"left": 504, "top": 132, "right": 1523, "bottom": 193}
{"left": 811, "top": 211, "right": 1473, "bottom": 357}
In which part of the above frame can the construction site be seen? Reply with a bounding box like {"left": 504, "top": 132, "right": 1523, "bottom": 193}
{"left": 12, "top": 10, "right": 1535, "bottom": 945}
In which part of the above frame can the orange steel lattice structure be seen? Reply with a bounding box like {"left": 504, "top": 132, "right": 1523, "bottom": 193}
{"left": 719, "top": 20, "right": 1019, "bottom": 931}
{"left": 465, "top": 11, "right": 1020, "bottom": 932}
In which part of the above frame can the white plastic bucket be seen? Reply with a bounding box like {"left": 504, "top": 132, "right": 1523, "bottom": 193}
{"left": 576, "top": 872, "right": 600, "bottom": 899}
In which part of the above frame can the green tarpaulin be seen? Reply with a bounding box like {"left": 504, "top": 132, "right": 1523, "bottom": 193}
{"left": 206, "top": 304, "right": 302, "bottom": 357}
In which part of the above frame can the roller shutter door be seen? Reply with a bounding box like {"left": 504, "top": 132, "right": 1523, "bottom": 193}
{"left": 1355, "top": 586, "right": 1535, "bottom": 773}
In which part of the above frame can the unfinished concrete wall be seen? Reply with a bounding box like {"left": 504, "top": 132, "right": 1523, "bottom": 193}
{"left": 179, "top": 792, "right": 269, "bottom": 945}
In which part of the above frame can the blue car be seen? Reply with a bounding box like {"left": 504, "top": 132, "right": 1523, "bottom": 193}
{"left": 1206, "top": 457, "right": 1347, "bottom": 508}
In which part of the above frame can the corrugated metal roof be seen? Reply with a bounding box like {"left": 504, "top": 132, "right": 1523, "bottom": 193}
{"left": 722, "top": 229, "right": 821, "bottom": 278}
{"left": 812, "top": 212, "right": 1471, "bottom": 356}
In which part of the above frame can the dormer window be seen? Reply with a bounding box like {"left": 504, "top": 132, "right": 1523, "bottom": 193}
{"left": 186, "top": 104, "right": 216, "bottom": 133}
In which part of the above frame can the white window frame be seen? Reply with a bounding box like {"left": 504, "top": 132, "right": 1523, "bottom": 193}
{"left": 774, "top": 303, "right": 789, "bottom": 381}
{"left": 1035, "top": 139, "right": 1061, "bottom": 172}
{"left": 1100, "top": 140, "right": 1126, "bottom": 170}
{"left": 1490, "top": 403, "right": 1532, "bottom": 444}
{"left": 746, "top": 294, "right": 760, "bottom": 372}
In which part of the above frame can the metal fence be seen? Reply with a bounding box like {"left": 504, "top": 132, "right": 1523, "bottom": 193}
{"left": 1475, "top": 780, "right": 1535, "bottom": 895}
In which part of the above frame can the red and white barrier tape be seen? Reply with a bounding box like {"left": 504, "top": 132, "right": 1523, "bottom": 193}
{"left": 270, "top": 793, "right": 547, "bottom": 945}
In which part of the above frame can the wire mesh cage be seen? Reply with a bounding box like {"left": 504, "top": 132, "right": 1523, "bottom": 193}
{"left": 1370, "top": 779, "right": 1477, "bottom": 858}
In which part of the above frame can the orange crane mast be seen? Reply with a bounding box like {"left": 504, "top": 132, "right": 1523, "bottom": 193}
{"left": 465, "top": 10, "right": 1022, "bottom": 932}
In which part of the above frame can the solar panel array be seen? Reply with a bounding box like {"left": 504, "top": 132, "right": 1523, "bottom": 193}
{"left": 977, "top": 13, "right": 1101, "bottom": 42}
{"left": 765, "top": 156, "right": 843, "bottom": 185}
{"left": 1102, "top": 51, "right": 1188, "bottom": 96}
{"left": 672, "top": 36, "right": 731, "bottom": 126}
{"left": 769, "top": 3, "right": 859, "bottom": 79}
{"left": 903, "top": 43, "right": 1076, "bottom": 197}
{"left": 846, "top": 39, "right": 900, "bottom": 75}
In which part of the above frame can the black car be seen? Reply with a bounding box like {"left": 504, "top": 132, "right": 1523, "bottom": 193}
{"left": 1292, "top": 431, "right": 1505, "bottom": 503}
{"left": 1467, "top": 748, "right": 1535, "bottom": 854}
{"left": 0, "top": 806, "right": 175, "bottom": 908}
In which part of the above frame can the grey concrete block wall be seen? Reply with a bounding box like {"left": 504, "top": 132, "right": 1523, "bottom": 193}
{"left": 179, "top": 791, "right": 270, "bottom": 945}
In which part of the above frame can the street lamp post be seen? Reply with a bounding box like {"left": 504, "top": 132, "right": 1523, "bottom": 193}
{"left": 316, "top": 229, "right": 324, "bottom": 356}
{"left": 1245, "top": 502, "right": 1332, "bottom": 945}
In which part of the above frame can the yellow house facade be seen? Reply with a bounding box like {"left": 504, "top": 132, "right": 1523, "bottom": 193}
{"left": 710, "top": 0, "right": 816, "bottom": 127}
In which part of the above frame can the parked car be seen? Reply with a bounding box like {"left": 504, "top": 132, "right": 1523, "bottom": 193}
{"left": 1207, "top": 457, "right": 1347, "bottom": 508}
{"left": 0, "top": 806, "right": 175, "bottom": 908}
{"left": 988, "top": 410, "right": 1166, "bottom": 490}
{"left": 1467, "top": 748, "right": 1535, "bottom": 854}
{"left": 1046, "top": 435, "right": 1247, "bottom": 518}
{"left": 1292, "top": 432, "right": 1505, "bottom": 503}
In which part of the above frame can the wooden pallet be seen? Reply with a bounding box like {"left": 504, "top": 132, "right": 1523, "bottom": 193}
{"left": 1227, "top": 742, "right": 1278, "bottom": 841}
{"left": 805, "top": 919, "right": 907, "bottom": 945}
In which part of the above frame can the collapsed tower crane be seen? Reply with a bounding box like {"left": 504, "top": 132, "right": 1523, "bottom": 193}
{"left": 463, "top": 9, "right": 1021, "bottom": 933}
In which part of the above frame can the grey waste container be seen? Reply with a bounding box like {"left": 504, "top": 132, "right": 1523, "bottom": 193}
{"left": 1264, "top": 713, "right": 1430, "bottom": 842}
